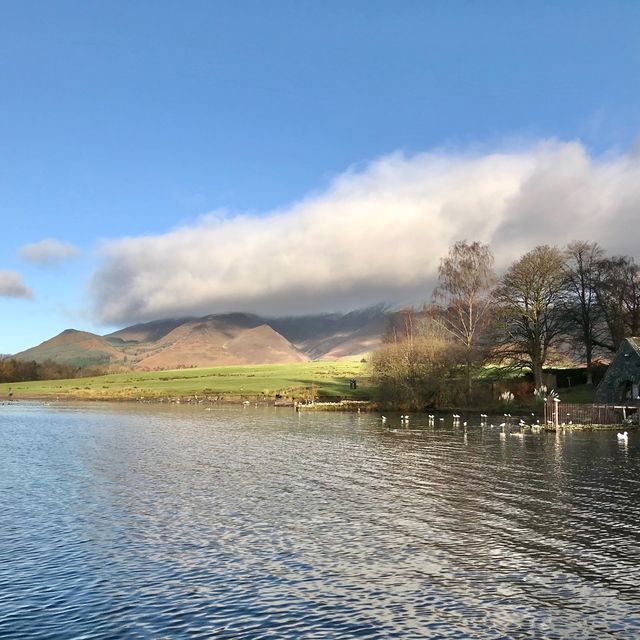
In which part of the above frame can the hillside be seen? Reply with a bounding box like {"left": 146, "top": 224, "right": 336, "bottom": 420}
{"left": 269, "top": 306, "right": 387, "bottom": 359}
{"left": 13, "top": 329, "right": 125, "bottom": 368}
{"left": 134, "top": 317, "right": 307, "bottom": 368}
{"left": 12, "top": 307, "right": 388, "bottom": 369}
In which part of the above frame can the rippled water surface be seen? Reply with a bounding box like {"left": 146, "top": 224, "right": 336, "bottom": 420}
{"left": 1, "top": 402, "right": 640, "bottom": 639}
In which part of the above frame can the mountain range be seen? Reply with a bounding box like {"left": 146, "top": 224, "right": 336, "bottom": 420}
{"left": 12, "top": 306, "right": 388, "bottom": 370}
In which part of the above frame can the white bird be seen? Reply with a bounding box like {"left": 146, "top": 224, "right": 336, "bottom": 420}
{"left": 381, "top": 416, "right": 387, "bottom": 423}
{"left": 617, "top": 431, "right": 629, "bottom": 441}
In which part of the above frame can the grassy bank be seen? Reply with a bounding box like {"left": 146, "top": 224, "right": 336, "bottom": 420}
{"left": 0, "top": 360, "right": 371, "bottom": 401}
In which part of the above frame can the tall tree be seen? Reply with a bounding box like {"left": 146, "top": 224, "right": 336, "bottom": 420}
{"left": 432, "top": 241, "right": 496, "bottom": 397}
{"left": 563, "top": 241, "right": 604, "bottom": 385}
{"left": 592, "top": 255, "right": 640, "bottom": 352}
{"left": 493, "top": 245, "right": 568, "bottom": 387}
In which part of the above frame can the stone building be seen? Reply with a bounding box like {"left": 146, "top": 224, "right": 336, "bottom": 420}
{"left": 595, "top": 337, "right": 640, "bottom": 403}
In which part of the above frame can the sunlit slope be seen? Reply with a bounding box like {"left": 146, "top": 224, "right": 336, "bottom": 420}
{"left": 13, "top": 329, "right": 125, "bottom": 367}
{"left": 11, "top": 308, "right": 387, "bottom": 368}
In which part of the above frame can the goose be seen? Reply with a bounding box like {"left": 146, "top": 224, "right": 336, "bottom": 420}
{"left": 617, "top": 431, "right": 629, "bottom": 441}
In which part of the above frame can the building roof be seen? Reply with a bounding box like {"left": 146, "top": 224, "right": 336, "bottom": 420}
{"left": 625, "top": 337, "right": 640, "bottom": 357}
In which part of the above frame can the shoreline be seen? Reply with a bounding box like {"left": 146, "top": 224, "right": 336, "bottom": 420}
{"left": 4, "top": 396, "right": 636, "bottom": 430}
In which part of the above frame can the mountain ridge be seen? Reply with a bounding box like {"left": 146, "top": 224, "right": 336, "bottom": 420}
{"left": 11, "top": 307, "right": 389, "bottom": 369}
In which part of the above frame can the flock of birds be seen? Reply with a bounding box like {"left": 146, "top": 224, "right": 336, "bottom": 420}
{"left": 382, "top": 412, "right": 631, "bottom": 443}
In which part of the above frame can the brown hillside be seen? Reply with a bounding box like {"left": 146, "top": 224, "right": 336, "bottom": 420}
{"left": 134, "top": 317, "right": 307, "bottom": 369}
{"left": 12, "top": 307, "right": 388, "bottom": 369}
{"left": 14, "top": 329, "right": 124, "bottom": 367}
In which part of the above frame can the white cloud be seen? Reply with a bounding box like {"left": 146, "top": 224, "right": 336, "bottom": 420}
{"left": 0, "top": 270, "right": 32, "bottom": 299}
{"left": 20, "top": 238, "right": 80, "bottom": 265}
{"left": 90, "top": 140, "right": 640, "bottom": 325}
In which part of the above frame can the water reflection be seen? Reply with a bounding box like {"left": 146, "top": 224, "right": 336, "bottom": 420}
{"left": 1, "top": 403, "right": 639, "bottom": 638}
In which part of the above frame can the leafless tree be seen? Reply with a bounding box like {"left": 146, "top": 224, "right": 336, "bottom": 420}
{"left": 493, "top": 245, "right": 568, "bottom": 388}
{"left": 563, "top": 241, "right": 604, "bottom": 384}
{"left": 592, "top": 255, "right": 640, "bottom": 352}
{"left": 432, "top": 241, "right": 496, "bottom": 397}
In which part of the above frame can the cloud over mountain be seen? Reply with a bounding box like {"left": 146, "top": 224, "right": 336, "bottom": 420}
{"left": 90, "top": 140, "right": 640, "bottom": 325}
{"left": 20, "top": 238, "right": 80, "bottom": 265}
{"left": 0, "top": 270, "right": 32, "bottom": 299}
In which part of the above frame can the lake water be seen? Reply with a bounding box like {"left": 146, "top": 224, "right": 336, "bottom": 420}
{"left": 1, "top": 402, "right": 639, "bottom": 639}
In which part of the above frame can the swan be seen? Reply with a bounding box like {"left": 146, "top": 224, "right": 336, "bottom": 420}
{"left": 617, "top": 431, "right": 629, "bottom": 441}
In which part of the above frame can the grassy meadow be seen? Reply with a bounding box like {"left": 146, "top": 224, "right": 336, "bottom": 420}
{"left": 0, "top": 360, "right": 371, "bottom": 401}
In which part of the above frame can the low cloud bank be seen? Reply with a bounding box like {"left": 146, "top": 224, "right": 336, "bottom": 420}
{"left": 20, "top": 238, "right": 80, "bottom": 266}
{"left": 90, "top": 140, "right": 640, "bottom": 325}
{"left": 0, "top": 270, "right": 32, "bottom": 299}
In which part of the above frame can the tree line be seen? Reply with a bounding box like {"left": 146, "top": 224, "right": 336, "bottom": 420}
{"left": 371, "top": 240, "right": 638, "bottom": 409}
{"left": 0, "top": 358, "right": 105, "bottom": 384}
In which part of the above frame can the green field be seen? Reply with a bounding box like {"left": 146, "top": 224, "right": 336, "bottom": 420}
{"left": 0, "top": 361, "right": 371, "bottom": 401}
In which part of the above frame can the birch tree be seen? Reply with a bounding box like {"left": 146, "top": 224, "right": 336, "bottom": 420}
{"left": 432, "top": 241, "right": 496, "bottom": 397}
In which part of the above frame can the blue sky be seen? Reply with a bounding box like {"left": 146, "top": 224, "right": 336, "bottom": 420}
{"left": 1, "top": 1, "right": 640, "bottom": 353}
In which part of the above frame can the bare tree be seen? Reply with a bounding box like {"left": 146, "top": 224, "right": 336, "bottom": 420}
{"left": 592, "top": 255, "right": 640, "bottom": 352}
{"left": 432, "top": 241, "right": 496, "bottom": 397}
{"left": 493, "top": 245, "right": 568, "bottom": 388}
{"left": 563, "top": 241, "right": 604, "bottom": 385}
